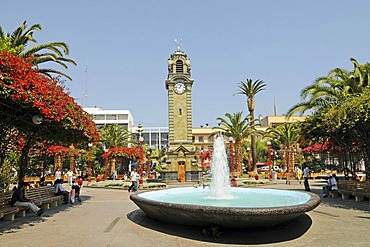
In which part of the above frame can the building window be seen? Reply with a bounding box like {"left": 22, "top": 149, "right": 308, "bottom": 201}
{"left": 117, "top": 114, "right": 128, "bottom": 120}
{"left": 106, "top": 114, "right": 116, "bottom": 120}
{"left": 93, "top": 115, "right": 105, "bottom": 120}
{"left": 198, "top": 136, "right": 204, "bottom": 143}
{"left": 176, "top": 60, "right": 183, "bottom": 73}
{"left": 208, "top": 136, "right": 214, "bottom": 142}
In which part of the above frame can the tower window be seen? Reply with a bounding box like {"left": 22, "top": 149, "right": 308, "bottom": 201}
{"left": 179, "top": 108, "right": 182, "bottom": 116}
{"left": 176, "top": 60, "right": 183, "bottom": 73}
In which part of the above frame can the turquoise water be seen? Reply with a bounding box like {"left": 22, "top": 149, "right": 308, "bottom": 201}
{"left": 138, "top": 187, "right": 310, "bottom": 208}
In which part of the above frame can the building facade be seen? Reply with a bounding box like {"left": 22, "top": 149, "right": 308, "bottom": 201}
{"left": 84, "top": 107, "right": 134, "bottom": 130}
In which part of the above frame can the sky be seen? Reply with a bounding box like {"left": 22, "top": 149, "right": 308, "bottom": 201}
{"left": 2, "top": 0, "right": 370, "bottom": 128}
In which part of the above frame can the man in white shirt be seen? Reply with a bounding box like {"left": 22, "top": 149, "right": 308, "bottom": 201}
{"left": 55, "top": 169, "right": 61, "bottom": 180}
{"left": 66, "top": 169, "right": 74, "bottom": 186}
{"left": 128, "top": 169, "right": 139, "bottom": 192}
{"left": 323, "top": 174, "right": 338, "bottom": 198}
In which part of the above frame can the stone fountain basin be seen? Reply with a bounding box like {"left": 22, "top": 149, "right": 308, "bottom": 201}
{"left": 130, "top": 187, "right": 321, "bottom": 228}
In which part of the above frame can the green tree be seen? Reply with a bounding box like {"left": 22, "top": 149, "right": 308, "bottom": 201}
{"left": 235, "top": 79, "right": 266, "bottom": 171}
{"left": 99, "top": 124, "right": 135, "bottom": 174}
{"left": 266, "top": 123, "right": 300, "bottom": 172}
{"left": 213, "top": 112, "right": 256, "bottom": 174}
{"left": 150, "top": 146, "right": 167, "bottom": 174}
{"left": 288, "top": 58, "right": 370, "bottom": 116}
{"left": 100, "top": 124, "right": 135, "bottom": 149}
{"left": 0, "top": 21, "right": 76, "bottom": 80}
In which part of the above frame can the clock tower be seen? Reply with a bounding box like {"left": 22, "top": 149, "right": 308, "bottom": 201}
{"left": 163, "top": 42, "right": 200, "bottom": 182}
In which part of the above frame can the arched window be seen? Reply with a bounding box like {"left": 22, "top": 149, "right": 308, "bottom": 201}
{"left": 176, "top": 60, "right": 183, "bottom": 73}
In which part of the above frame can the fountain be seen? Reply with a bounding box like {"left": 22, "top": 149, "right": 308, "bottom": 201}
{"left": 130, "top": 136, "right": 320, "bottom": 228}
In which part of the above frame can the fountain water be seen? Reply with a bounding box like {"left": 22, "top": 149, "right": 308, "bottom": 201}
{"left": 209, "top": 135, "right": 231, "bottom": 198}
{"left": 130, "top": 136, "right": 320, "bottom": 228}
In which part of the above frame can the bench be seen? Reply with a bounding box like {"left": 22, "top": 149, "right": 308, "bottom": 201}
{"left": 26, "top": 186, "right": 64, "bottom": 209}
{"left": 338, "top": 180, "right": 370, "bottom": 202}
{"left": 0, "top": 186, "right": 64, "bottom": 221}
{"left": 0, "top": 191, "right": 25, "bottom": 221}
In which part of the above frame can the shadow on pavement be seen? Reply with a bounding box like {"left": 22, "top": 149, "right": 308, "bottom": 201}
{"left": 0, "top": 195, "right": 92, "bottom": 234}
{"left": 127, "top": 209, "right": 313, "bottom": 245}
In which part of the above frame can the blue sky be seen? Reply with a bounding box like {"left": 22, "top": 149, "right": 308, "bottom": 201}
{"left": 2, "top": 1, "right": 370, "bottom": 128}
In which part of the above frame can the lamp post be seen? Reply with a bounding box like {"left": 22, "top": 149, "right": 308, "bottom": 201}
{"left": 267, "top": 141, "right": 272, "bottom": 180}
{"left": 229, "top": 137, "right": 235, "bottom": 175}
{"left": 88, "top": 143, "right": 93, "bottom": 183}
{"left": 103, "top": 147, "right": 109, "bottom": 180}
{"left": 147, "top": 151, "right": 151, "bottom": 178}
{"left": 137, "top": 124, "right": 144, "bottom": 185}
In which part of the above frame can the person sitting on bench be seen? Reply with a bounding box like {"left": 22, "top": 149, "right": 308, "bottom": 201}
{"left": 11, "top": 182, "right": 44, "bottom": 216}
{"left": 323, "top": 174, "right": 338, "bottom": 198}
{"left": 54, "top": 179, "right": 70, "bottom": 204}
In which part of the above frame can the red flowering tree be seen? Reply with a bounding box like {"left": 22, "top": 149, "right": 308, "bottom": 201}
{"left": 0, "top": 52, "right": 100, "bottom": 182}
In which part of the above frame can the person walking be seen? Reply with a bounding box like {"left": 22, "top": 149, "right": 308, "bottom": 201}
{"left": 11, "top": 182, "right": 44, "bottom": 216}
{"left": 303, "top": 166, "right": 311, "bottom": 191}
{"left": 128, "top": 168, "right": 138, "bottom": 192}
{"left": 55, "top": 168, "right": 61, "bottom": 180}
{"left": 66, "top": 169, "right": 74, "bottom": 186}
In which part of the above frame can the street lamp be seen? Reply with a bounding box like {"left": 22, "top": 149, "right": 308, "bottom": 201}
{"left": 267, "top": 141, "right": 272, "bottom": 180}
{"left": 88, "top": 142, "right": 93, "bottom": 183}
{"left": 137, "top": 124, "right": 144, "bottom": 185}
{"left": 229, "top": 137, "right": 235, "bottom": 175}
{"left": 147, "top": 151, "right": 152, "bottom": 178}
{"left": 103, "top": 146, "right": 109, "bottom": 180}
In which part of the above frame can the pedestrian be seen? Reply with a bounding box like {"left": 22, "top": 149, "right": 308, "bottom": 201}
{"left": 11, "top": 182, "right": 44, "bottom": 216}
{"left": 55, "top": 168, "right": 61, "bottom": 180}
{"left": 303, "top": 166, "right": 311, "bottom": 191}
{"left": 128, "top": 168, "right": 138, "bottom": 192}
{"left": 112, "top": 170, "right": 117, "bottom": 180}
{"left": 66, "top": 169, "right": 74, "bottom": 186}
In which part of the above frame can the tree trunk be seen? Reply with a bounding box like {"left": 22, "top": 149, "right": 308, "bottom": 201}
{"left": 249, "top": 109, "right": 257, "bottom": 172}
{"left": 17, "top": 137, "right": 34, "bottom": 184}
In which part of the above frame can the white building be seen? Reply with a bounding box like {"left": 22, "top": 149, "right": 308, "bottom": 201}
{"left": 83, "top": 107, "right": 134, "bottom": 130}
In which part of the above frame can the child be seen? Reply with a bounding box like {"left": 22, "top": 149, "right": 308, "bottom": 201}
{"left": 72, "top": 181, "right": 81, "bottom": 203}
{"left": 70, "top": 184, "right": 76, "bottom": 204}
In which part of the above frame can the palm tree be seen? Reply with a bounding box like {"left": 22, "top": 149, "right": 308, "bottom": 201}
{"left": 213, "top": 112, "right": 256, "bottom": 174}
{"left": 100, "top": 124, "right": 134, "bottom": 148}
{"left": 99, "top": 124, "right": 135, "bottom": 174}
{"left": 287, "top": 58, "right": 370, "bottom": 116}
{"left": 235, "top": 79, "right": 266, "bottom": 171}
{"left": 266, "top": 123, "right": 300, "bottom": 172}
{"left": 0, "top": 21, "right": 76, "bottom": 80}
{"left": 150, "top": 146, "right": 167, "bottom": 173}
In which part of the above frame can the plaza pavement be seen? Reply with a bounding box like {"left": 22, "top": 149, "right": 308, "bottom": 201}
{"left": 0, "top": 179, "right": 369, "bottom": 247}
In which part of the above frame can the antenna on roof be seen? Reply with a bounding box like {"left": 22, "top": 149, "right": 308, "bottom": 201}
{"left": 84, "top": 65, "right": 88, "bottom": 107}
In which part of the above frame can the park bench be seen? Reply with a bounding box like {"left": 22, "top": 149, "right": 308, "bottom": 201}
{"left": 338, "top": 180, "right": 370, "bottom": 202}
{"left": 0, "top": 186, "right": 64, "bottom": 221}
{"left": 0, "top": 191, "right": 25, "bottom": 221}
{"left": 25, "top": 186, "right": 64, "bottom": 209}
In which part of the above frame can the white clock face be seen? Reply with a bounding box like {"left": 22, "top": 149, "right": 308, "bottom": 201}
{"left": 174, "top": 82, "right": 186, "bottom": 94}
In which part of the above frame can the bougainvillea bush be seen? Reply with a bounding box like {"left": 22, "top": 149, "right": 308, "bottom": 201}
{"left": 0, "top": 51, "right": 100, "bottom": 143}
{"left": 0, "top": 51, "right": 100, "bottom": 182}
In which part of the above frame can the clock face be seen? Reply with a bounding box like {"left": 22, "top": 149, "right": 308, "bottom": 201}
{"left": 174, "top": 82, "right": 186, "bottom": 94}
